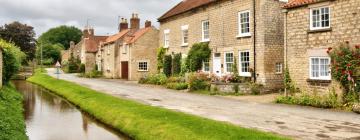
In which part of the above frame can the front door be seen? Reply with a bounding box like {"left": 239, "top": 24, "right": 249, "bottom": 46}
{"left": 121, "top": 61, "right": 129, "bottom": 79}
{"left": 213, "top": 53, "right": 222, "bottom": 76}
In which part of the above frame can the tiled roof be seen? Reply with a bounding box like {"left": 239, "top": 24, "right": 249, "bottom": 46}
{"left": 283, "top": 0, "right": 320, "bottom": 9}
{"left": 126, "top": 27, "right": 152, "bottom": 44}
{"left": 158, "top": 0, "right": 215, "bottom": 21}
{"left": 85, "top": 36, "right": 107, "bottom": 53}
{"left": 104, "top": 29, "right": 130, "bottom": 44}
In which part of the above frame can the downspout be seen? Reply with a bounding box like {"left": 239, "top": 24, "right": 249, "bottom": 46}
{"left": 253, "top": 0, "right": 257, "bottom": 82}
{"left": 283, "top": 8, "right": 288, "bottom": 96}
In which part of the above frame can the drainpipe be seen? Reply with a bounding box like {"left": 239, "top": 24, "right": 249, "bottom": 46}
{"left": 253, "top": 0, "right": 257, "bottom": 82}
{"left": 283, "top": 9, "right": 288, "bottom": 96}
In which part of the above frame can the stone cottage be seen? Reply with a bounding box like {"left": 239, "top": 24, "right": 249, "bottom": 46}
{"left": 98, "top": 14, "right": 159, "bottom": 81}
{"left": 283, "top": 0, "right": 360, "bottom": 92}
{"left": 69, "top": 28, "right": 107, "bottom": 73}
{"left": 158, "top": 0, "right": 285, "bottom": 90}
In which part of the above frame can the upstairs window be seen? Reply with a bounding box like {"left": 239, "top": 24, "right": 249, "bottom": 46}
{"left": 181, "top": 25, "right": 189, "bottom": 46}
{"left": 164, "top": 29, "right": 170, "bottom": 48}
{"left": 122, "top": 44, "right": 128, "bottom": 54}
{"left": 225, "top": 52, "right": 234, "bottom": 73}
{"left": 310, "top": 7, "right": 330, "bottom": 30}
{"left": 239, "top": 51, "right": 251, "bottom": 77}
{"left": 202, "top": 20, "right": 210, "bottom": 42}
{"left": 310, "top": 57, "right": 331, "bottom": 80}
{"left": 238, "top": 10, "right": 251, "bottom": 37}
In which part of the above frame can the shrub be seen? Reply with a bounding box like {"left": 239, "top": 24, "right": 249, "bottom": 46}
{"left": 166, "top": 82, "right": 188, "bottom": 90}
{"left": 163, "top": 55, "right": 172, "bottom": 77}
{"left": 172, "top": 53, "right": 182, "bottom": 76}
{"left": 139, "top": 73, "right": 167, "bottom": 85}
{"left": 0, "top": 39, "right": 26, "bottom": 84}
{"left": 186, "top": 43, "right": 211, "bottom": 72}
{"left": 83, "top": 70, "right": 102, "bottom": 78}
{"left": 188, "top": 72, "right": 211, "bottom": 91}
{"left": 79, "top": 63, "right": 85, "bottom": 73}
{"left": 233, "top": 84, "right": 240, "bottom": 94}
{"left": 157, "top": 47, "right": 166, "bottom": 72}
{"left": 248, "top": 82, "right": 263, "bottom": 95}
{"left": 284, "top": 66, "right": 297, "bottom": 95}
{"left": 167, "top": 76, "right": 185, "bottom": 83}
{"left": 65, "top": 54, "right": 81, "bottom": 73}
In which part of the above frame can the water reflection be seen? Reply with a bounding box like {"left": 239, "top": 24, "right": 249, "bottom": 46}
{"left": 13, "top": 80, "right": 129, "bottom": 140}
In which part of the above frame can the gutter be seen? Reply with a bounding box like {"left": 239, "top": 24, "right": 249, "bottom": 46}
{"left": 253, "top": 0, "right": 257, "bottom": 82}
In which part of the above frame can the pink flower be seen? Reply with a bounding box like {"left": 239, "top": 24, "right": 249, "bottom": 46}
{"left": 355, "top": 45, "right": 360, "bottom": 49}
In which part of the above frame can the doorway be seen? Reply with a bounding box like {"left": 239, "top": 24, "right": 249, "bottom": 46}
{"left": 121, "top": 61, "right": 129, "bottom": 79}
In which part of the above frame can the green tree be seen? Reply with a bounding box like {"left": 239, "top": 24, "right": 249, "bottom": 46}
{"left": 0, "top": 21, "right": 36, "bottom": 60}
{"left": 38, "top": 25, "right": 82, "bottom": 49}
{"left": 0, "top": 39, "right": 26, "bottom": 84}
{"left": 186, "top": 43, "right": 211, "bottom": 72}
{"left": 172, "top": 53, "right": 182, "bottom": 76}
{"left": 36, "top": 43, "right": 64, "bottom": 65}
{"left": 163, "top": 55, "right": 172, "bottom": 77}
{"left": 157, "top": 47, "right": 166, "bottom": 72}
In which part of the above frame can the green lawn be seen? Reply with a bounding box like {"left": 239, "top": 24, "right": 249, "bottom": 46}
{"left": 0, "top": 85, "right": 27, "bottom": 140}
{"left": 28, "top": 71, "right": 290, "bottom": 140}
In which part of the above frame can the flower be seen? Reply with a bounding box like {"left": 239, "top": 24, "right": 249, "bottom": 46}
{"left": 355, "top": 45, "right": 360, "bottom": 49}
{"left": 346, "top": 63, "right": 351, "bottom": 67}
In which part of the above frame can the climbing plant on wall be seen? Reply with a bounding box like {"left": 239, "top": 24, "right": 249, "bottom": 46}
{"left": 186, "top": 43, "right": 211, "bottom": 72}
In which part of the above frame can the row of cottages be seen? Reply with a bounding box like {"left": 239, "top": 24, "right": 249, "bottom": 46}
{"left": 158, "top": 0, "right": 285, "bottom": 90}
{"left": 68, "top": 28, "right": 107, "bottom": 73}
{"left": 283, "top": 0, "right": 360, "bottom": 92}
{"left": 96, "top": 14, "right": 159, "bottom": 81}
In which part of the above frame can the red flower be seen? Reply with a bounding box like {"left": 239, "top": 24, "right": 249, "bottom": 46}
{"left": 349, "top": 70, "right": 353, "bottom": 75}
{"left": 328, "top": 47, "right": 333, "bottom": 51}
{"left": 347, "top": 64, "right": 351, "bottom": 67}
{"left": 342, "top": 70, "right": 346, "bottom": 75}
{"left": 356, "top": 45, "right": 360, "bottom": 49}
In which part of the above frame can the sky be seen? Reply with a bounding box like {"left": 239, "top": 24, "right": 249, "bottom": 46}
{"left": 0, "top": 0, "right": 181, "bottom": 37}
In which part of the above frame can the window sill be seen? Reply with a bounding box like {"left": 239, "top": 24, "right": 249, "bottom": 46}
{"left": 138, "top": 70, "right": 149, "bottom": 72}
{"left": 163, "top": 46, "right": 169, "bottom": 49}
{"left": 200, "top": 40, "right": 210, "bottom": 43}
{"left": 181, "top": 44, "right": 189, "bottom": 47}
{"left": 275, "top": 72, "right": 283, "bottom": 75}
{"left": 308, "top": 27, "right": 332, "bottom": 33}
{"left": 306, "top": 79, "right": 331, "bottom": 83}
{"left": 236, "top": 33, "right": 251, "bottom": 38}
{"left": 240, "top": 73, "right": 251, "bottom": 77}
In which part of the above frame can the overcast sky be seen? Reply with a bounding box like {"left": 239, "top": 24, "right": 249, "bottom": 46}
{"left": 0, "top": 0, "right": 181, "bottom": 37}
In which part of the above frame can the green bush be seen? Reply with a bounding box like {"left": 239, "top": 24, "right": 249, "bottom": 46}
{"left": 139, "top": 73, "right": 167, "bottom": 85}
{"left": 0, "top": 39, "right": 26, "bottom": 84}
{"left": 172, "top": 53, "right": 182, "bottom": 76}
{"left": 167, "top": 76, "right": 185, "bottom": 83}
{"left": 157, "top": 47, "right": 166, "bottom": 72}
{"left": 42, "top": 58, "right": 54, "bottom": 65}
{"left": 188, "top": 72, "right": 210, "bottom": 91}
{"left": 166, "top": 82, "right": 188, "bottom": 90}
{"left": 79, "top": 63, "right": 85, "bottom": 73}
{"left": 163, "top": 55, "right": 172, "bottom": 77}
{"left": 248, "top": 82, "right": 263, "bottom": 95}
{"left": 186, "top": 43, "right": 211, "bottom": 72}
{"left": 82, "top": 70, "right": 102, "bottom": 78}
{"left": 64, "top": 54, "right": 81, "bottom": 73}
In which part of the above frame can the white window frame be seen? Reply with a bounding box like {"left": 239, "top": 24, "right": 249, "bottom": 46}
{"left": 201, "top": 20, "right": 210, "bottom": 42}
{"left": 275, "top": 63, "right": 283, "bottom": 74}
{"left": 164, "top": 29, "right": 170, "bottom": 48}
{"left": 237, "top": 10, "right": 251, "bottom": 37}
{"left": 107, "top": 46, "right": 110, "bottom": 55}
{"left": 122, "top": 44, "right": 128, "bottom": 54}
{"left": 202, "top": 59, "right": 210, "bottom": 72}
{"left": 181, "top": 25, "right": 189, "bottom": 46}
{"left": 310, "top": 6, "right": 330, "bottom": 30}
{"left": 309, "top": 57, "right": 331, "bottom": 80}
{"left": 138, "top": 61, "right": 149, "bottom": 72}
{"left": 239, "top": 50, "right": 251, "bottom": 77}
{"left": 224, "top": 52, "right": 234, "bottom": 73}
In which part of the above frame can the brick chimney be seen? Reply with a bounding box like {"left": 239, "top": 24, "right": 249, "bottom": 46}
{"left": 119, "top": 18, "right": 128, "bottom": 32}
{"left": 130, "top": 13, "right": 140, "bottom": 30}
{"left": 83, "top": 28, "right": 94, "bottom": 38}
{"left": 145, "top": 20, "right": 151, "bottom": 28}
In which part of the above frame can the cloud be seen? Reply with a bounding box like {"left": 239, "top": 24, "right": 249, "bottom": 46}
{"left": 0, "top": 0, "right": 181, "bottom": 37}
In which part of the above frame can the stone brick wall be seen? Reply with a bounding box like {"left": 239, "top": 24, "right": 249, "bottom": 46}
{"left": 129, "top": 28, "right": 159, "bottom": 81}
{"left": 101, "top": 43, "right": 118, "bottom": 78}
{"left": 159, "top": 0, "right": 285, "bottom": 90}
{"left": 285, "top": 0, "right": 360, "bottom": 93}
{"left": 85, "top": 53, "right": 96, "bottom": 73}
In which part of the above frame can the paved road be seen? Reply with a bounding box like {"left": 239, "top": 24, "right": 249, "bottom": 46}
{"left": 47, "top": 68, "right": 360, "bottom": 140}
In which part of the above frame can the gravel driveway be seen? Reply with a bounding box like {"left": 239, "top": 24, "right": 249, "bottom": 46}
{"left": 46, "top": 68, "right": 360, "bottom": 140}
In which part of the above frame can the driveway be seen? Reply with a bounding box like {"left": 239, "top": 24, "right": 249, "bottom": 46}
{"left": 46, "top": 68, "right": 360, "bottom": 140}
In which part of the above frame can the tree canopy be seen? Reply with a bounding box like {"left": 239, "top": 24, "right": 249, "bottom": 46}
{"left": 38, "top": 25, "right": 82, "bottom": 50}
{"left": 0, "top": 21, "right": 36, "bottom": 60}
{"left": 36, "top": 43, "right": 64, "bottom": 65}
{"left": 0, "top": 39, "right": 26, "bottom": 84}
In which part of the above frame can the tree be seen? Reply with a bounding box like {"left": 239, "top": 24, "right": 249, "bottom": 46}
{"left": 163, "top": 55, "right": 172, "bottom": 77}
{"left": 0, "top": 21, "right": 36, "bottom": 60}
{"left": 36, "top": 43, "right": 64, "bottom": 65}
{"left": 38, "top": 25, "right": 82, "bottom": 50}
{"left": 186, "top": 43, "right": 211, "bottom": 72}
{"left": 0, "top": 39, "right": 26, "bottom": 84}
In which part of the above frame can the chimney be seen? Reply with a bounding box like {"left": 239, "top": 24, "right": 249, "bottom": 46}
{"left": 83, "top": 28, "right": 94, "bottom": 38}
{"left": 145, "top": 20, "right": 151, "bottom": 28}
{"left": 130, "top": 13, "right": 140, "bottom": 30}
{"left": 70, "top": 41, "right": 75, "bottom": 48}
{"left": 119, "top": 18, "right": 128, "bottom": 32}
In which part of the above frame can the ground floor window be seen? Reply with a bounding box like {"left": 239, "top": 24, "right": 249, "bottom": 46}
{"left": 239, "top": 51, "right": 250, "bottom": 76}
{"left": 203, "top": 59, "right": 210, "bottom": 72}
{"left": 276, "top": 63, "right": 282, "bottom": 74}
{"left": 225, "top": 52, "right": 234, "bottom": 73}
{"left": 310, "top": 57, "right": 330, "bottom": 80}
{"left": 138, "top": 61, "right": 148, "bottom": 71}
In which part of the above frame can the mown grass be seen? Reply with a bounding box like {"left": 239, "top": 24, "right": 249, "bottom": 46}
{"left": 28, "top": 71, "right": 289, "bottom": 140}
{"left": 0, "top": 85, "right": 27, "bottom": 140}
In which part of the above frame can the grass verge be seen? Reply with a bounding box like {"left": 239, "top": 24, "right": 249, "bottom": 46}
{"left": 0, "top": 85, "right": 27, "bottom": 140}
{"left": 27, "top": 71, "right": 289, "bottom": 140}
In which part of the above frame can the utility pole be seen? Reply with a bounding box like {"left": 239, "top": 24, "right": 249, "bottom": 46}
{"left": 40, "top": 44, "right": 43, "bottom": 71}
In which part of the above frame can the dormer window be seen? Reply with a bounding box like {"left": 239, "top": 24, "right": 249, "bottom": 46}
{"left": 310, "top": 7, "right": 330, "bottom": 30}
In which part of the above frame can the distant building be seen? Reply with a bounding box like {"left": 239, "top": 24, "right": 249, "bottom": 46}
{"left": 98, "top": 14, "right": 159, "bottom": 80}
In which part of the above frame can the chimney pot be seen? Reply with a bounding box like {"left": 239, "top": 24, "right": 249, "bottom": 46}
{"left": 145, "top": 20, "right": 151, "bottom": 28}
{"left": 119, "top": 18, "right": 129, "bottom": 32}
{"left": 130, "top": 13, "right": 140, "bottom": 30}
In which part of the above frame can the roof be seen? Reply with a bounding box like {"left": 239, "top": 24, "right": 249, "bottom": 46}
{"left": 158, "top": 0, "right": 215, "bottom": 21}
{"left": 283, "top": 0, "right": 321, "bottom": 9}
{"left": 127, "top": 27, "right": 152, "bottom": 44}
{"left": 104, "top": 29, "right": 130, "bottom": 44}
{"left": 84, "top": 36, "right": 107, "bottom": 53}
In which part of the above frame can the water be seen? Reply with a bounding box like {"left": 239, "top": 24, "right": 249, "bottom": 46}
{"left": 13, "top": 80, "right": 130, "bottom": 140}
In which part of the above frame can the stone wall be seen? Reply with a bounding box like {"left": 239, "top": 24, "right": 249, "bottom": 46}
{"left": 159, "top": 0, "right": 285, "bottom": 90}
{"left": 285, "top": 0, "right": 360, "bottom": 93}
{"left": 101, "top": 43, "right": 118, "bottom": 78}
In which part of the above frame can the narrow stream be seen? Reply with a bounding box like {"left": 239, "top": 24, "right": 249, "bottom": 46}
{"left": 13, "top": 80, "right": 130, "bottom": 140}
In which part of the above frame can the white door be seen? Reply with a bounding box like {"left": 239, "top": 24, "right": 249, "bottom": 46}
{"left": 213, "top": 53, "right": 222, "bottom": 76}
